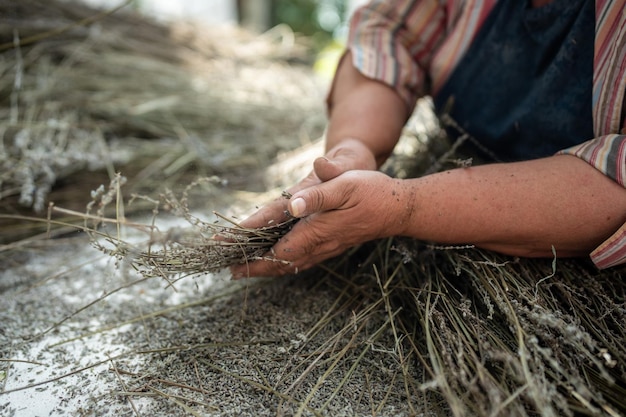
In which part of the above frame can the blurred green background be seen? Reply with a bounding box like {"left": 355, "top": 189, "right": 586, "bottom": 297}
{"left": 84, "top": 0, "right": 363, "bottom": 77}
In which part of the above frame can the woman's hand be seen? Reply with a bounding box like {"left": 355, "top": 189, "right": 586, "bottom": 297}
{"left": 229, "top": 138, "right": 379, "bottom": 277}
{"left": 231, "top": 169, "right": 408, "bottom": 278}
{"left": 234, "top": 138, "right": 378, "bottom": 231}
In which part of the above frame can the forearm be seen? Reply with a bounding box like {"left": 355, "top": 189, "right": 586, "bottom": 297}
{"left": 398, "top": 154, "right": 626, "bottom": 257}
{"left": 325, "top": 52, "right": 408, "bottom": 167}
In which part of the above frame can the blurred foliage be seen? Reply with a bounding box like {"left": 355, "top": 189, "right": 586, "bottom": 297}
{"left": 272, "top": 0, "right": 347, "bottom": 50}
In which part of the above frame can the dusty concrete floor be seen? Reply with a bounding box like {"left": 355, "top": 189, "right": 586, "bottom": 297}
{"left": 0, "top": 209, "right": 424, "bottom": 416}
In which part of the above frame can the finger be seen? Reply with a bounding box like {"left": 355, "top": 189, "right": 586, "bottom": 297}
{"left": 230, "top": 256, "right": 295, "bottom": 279}
{"left": 313, "top": 156, "right": 344, "bottom": 182}
{"left": 237, "top": 198, "right": 289, "bottom": 230}
{"left": 230, "top": 212, "right": 355, "bottom": 278}
{"left": 230, "top": 243, "right": 302, "bottom": 279}
{"left": 288, "top": 173, "right": 357, "bottom": 218}
{"left": 229, "top": 236, "right": 341, "bottom": 278}
{"left": 317, "top": 139, "right": 377, "bottom": 182}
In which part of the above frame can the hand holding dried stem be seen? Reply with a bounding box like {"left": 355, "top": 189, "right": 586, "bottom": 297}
{"left": 83, "top": 175, "right": 299, "bottom": 279}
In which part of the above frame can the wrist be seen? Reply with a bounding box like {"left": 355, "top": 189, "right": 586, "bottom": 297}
{"left": 379, "top": 177, "right": 417, "bottom": 238}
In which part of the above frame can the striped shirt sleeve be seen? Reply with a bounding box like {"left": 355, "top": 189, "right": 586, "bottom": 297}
{"left": 342, "top": 0, "right": 497, "bottom": 114}
{"left": 558, "top": 135, "right": 626, "bottom": 269}
{"left": 344, "top": 0, "right": 449, "bottom": 111}
{"left": 562, "top": 0, "right": 626, "bottom": 269}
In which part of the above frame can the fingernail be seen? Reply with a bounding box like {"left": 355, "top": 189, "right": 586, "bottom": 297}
{"left": 290, "top": 197, "right": 306, "bottom": 217}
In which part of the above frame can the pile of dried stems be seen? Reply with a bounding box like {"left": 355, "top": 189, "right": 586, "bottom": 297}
{"left": 0, "top": 0, "right": 324, "bottom": 219}
{"left": 73, "top": 174, "right": 298, "bottom": 278}
{"left": 61, "top": 112, "right": 625, "bottom": 416}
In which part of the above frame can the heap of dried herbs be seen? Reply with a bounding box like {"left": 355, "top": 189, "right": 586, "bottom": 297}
{"left": 77, "top": 175, "right": 297, "bottom": 278}
{"left": 73, "top": 111, "right": 625, "bottom": 416}
{"left": 0, "top": 0, "right": 325, "bottom": 238}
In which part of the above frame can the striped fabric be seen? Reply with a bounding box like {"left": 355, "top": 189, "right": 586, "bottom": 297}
{"left": 346, "top": 0, "right": 626, "bottom": 268}
{"left": 561, "top": 134, "right": 626, "bottom": 268}
{"left": 592, "top": 0, "right": 626, "bottom": 136}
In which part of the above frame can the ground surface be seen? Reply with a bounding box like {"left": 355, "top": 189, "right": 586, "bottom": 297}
{"left": 0, "top": 206, "right": 425, "bottom": 416}
{"left": 0, "top": 2, "right": 422, "bottom": 414}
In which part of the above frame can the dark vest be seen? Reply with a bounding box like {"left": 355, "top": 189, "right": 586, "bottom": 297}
{"left": 433, "top": 0, "right": 594, "bottom": 162}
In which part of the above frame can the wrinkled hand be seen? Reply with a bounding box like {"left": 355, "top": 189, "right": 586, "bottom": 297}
{"left": 230, "top": 138, "right": 383, "bottom": 278}
{"left": 234, "top": 139, "right": 378, "bottom": 230}
{"left": 231, "top": 169, "right": 412, "bottom": 278}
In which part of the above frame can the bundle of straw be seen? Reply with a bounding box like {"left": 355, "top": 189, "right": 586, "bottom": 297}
{"left": 74, "top": 107, "right": 625, "bottom": 416}
{"left": 0, "top": 0, "right": 325, "bottom": 215}
{"left": 77, "top": 175, "right": 298, "bottom": 278}
{"left": 371, "top": 115, "right": 626, "bottom": 416}
{"left": 366, "top": 240, "right": 625, "bottom": 416}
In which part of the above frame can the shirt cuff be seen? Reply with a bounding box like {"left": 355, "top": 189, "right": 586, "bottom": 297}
{"left": 558, "top": 134, "right": 626, "bottom": 268}
{"left": 590, "top": 223, "right": 626, "bottom": 269}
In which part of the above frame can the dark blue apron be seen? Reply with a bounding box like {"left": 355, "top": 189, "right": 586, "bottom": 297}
{"left": 433, "top": 0, "right": 594, "bottom": 162}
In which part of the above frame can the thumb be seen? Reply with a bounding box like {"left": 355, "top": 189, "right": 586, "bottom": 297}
{"left": 287, "top": 178, "right": 350, "bottom": 218}
{"left": 316, "top": 139, "right": 377, "bottom": 182}
{"left": 313, "top": 156, "right": 344, "bottom": 182}
{"left": 288, "top": 195, "right": 310, "bottom": 218}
